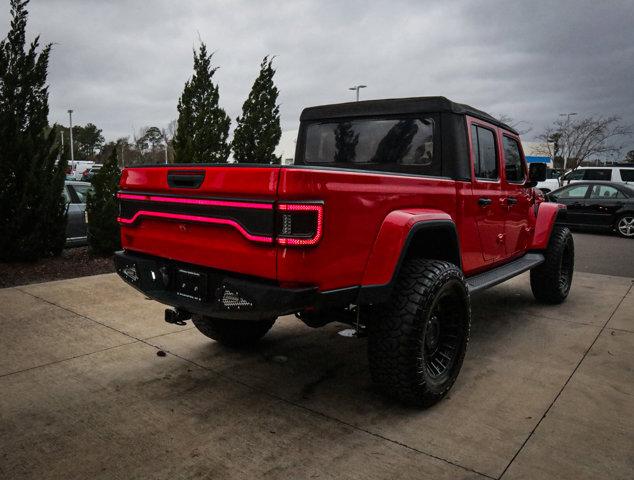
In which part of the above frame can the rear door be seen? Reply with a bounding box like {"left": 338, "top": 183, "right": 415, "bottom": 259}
{"left": 500, "top": 133, "right": 532, "bottom": 256}
{"left": 467, "top": 118, "right": 505, "bottom": 262}
{"left": 551, "top": 184, "right": 592, "bottom": 225}
{"left": 586, "top": 184, "right": 628, "bottom": 227}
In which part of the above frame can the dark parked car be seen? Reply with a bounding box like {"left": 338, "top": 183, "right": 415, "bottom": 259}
{"left": 547, "top": 181, "right": 634, "bottom": 238}
{"left": 63, "top": 181, "right": 93, "bottom": 246}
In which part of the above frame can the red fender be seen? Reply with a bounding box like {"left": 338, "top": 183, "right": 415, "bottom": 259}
{"left": 361, "top": 209, "right": 454, "bottom": 286}
{"left": 530, "top": 202, "right": 566, "bottom": 250}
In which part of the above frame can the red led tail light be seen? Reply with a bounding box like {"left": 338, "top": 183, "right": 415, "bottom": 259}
{"left": 276, "top": 203, "right": 324, "bottom": 246}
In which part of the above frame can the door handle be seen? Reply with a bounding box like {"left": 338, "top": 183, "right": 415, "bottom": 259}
{"left": 506, "top": 196, "right": 518, "bottom": 205}
{"left": 478, "top": 197, "right": 492, "bottom": 206}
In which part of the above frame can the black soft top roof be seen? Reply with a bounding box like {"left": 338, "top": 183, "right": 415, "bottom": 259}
{"left": 300, "top": 96, "right": 517, "bottom": 134}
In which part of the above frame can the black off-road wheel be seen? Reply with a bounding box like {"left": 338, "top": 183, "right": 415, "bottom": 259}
{"left": 192, "top": 315, "right": 276, "bottom": 347}
{"left": 530, "top": 225, "right": 574, "bottom": 304}
{"left": 367, "top": 259, "right": 471, "bottom": 408}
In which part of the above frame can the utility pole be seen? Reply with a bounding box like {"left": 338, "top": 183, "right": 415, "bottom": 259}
{"left": 164, "top": 143, "right": 168, "bottom": 164}
{"left": 67, "top": 109, "right": 74, "bottom": 162}
{"left": 348, "top": 85, "right": 367, "bottom": 102}
{"left": 558, "top": 112, "right": 576, "bottom": 169}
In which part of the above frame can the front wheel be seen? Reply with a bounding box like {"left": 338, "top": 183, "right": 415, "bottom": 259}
{"left": 367, "top": 259, "right": 471, "bottom": 408}
{"left": 530, "top": 225, "right": 574, "bottom": 304}
{"left": 192, "top": 315, "right": 276, "bottom": 347}
{"left": 615, "top": 214, "right": 634, "bottom": 238}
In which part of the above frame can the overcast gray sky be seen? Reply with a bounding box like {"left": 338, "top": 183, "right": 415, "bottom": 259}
{"left": 3, "top": 0, "right": 633, "bottom": 151}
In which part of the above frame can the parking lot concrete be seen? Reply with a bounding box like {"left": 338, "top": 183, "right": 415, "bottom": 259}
{"left": 1, "top": 269, "right": 632, "bottom": 479}
{"left": 572, "top": 232, "right": 634, "bottom": 278}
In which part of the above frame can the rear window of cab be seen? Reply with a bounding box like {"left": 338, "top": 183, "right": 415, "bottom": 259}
{"left": 301, "top": 117, "right": 439, "bottom": 176}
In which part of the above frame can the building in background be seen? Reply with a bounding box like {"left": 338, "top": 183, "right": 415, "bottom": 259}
{"left": 522, "top": 141, "right": 552, "bottom": 167}
{"left": 275, "top": 130, "right": 298, "bottom": 165}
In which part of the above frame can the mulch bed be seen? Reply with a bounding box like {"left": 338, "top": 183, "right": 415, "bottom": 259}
{"left": 0, "top": 247, "right": 115, "bottom": 288}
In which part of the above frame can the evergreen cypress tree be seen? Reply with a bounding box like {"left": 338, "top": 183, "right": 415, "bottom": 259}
{"left": 86, "top": 148, "right": 121, "bottom": 255}
{"left": 0, "top": 0, "right": 67, "bottom": 261}
{"left": 232, "top": 56, "right": 282, "bottom": 164}
{"left": 173, "top": 43, "right": 231, "bottom": 163}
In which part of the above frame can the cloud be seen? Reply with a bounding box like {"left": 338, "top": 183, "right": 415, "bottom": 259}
{"left": 2, "top": 0, "right": 633, "bottom": 150}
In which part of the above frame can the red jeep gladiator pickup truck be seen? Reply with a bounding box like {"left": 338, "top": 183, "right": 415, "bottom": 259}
{"left": 115, "top": 97, "right": 573, "bottom": 407}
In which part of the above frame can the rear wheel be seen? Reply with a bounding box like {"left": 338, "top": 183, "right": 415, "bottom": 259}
{"left": 615, "top": 214, "right": 634, "bottom": 238}
{"left": 367, "top": 259, "right": 470, "bottom": 408}
{"left": 192, "top": 315, "right": 276, "bottom": 347}
{"left": 530, "top": 225, "right": 574, "bottom": 304}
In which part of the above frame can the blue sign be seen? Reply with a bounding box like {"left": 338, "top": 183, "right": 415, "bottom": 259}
{"left": 526, "top": 156, "right": 550, "bottom": 164}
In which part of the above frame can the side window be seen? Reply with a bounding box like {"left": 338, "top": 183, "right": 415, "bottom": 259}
{"left": 470, "top": 125, "right": 498, "bottom": 180}
{"left": 583, "top": 169, "right": 611, "bottom": 181}
{"left": 558, "top": 185, "right": 589, "bottom": 199}
{"left": 590, "top": 185, "right": 626, "bottom": 199}
{"left": 565, "top": 169, "right": 585, "bottom": 181}
{"left": 502, "top": 136, "right": 525, "bottom": 182}
{"left": 620, "top": 169, "right": 634, "bottom": 182}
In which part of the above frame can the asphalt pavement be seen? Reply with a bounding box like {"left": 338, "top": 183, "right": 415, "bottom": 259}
{"left": 572, "top": 231, "right": 634, "bottom": 277}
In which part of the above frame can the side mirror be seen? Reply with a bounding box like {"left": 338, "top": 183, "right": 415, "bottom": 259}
{"left": 526, "top": 163, "right": 547, "bottom": 187}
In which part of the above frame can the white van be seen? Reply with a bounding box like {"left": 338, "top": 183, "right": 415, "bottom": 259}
{"left": 560, "top": 166, "right": 634, "bottom": 186}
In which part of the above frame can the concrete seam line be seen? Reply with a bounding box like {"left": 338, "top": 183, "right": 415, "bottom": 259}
{"left": 151, "top": 346, "right": 496, "bottom": 480}
{"left": 498, "top": 283, "right": 633, "bottom": 479}
{"left": 0, "top": 340, "right": 139, "bottom": 379}
{"left": 16, "top": 287, "right": 146, "bottom": 343}
{"left": 142, "top": 327, "right": 196, "bottom": 341}
{"left": 485, "top": 306, "right": 600, "bottom": 327}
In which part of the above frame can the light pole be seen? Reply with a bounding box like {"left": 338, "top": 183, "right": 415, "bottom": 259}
{"left": 67, "top": 109, "right": 74, "bottom": 162}
{"left": 349, "top": 85, "right": 367, "bottom": 102}
{"left": 558, "top": 113, "right": 576, "bottom": 170}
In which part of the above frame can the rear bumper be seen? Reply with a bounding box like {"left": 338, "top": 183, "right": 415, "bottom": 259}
{"left": 114, "top": 250, "right": 318, "bottom": 320}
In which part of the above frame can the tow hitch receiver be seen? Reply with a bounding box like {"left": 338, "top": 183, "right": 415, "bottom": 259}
{"left": 164, "top": 308, "right": 192, "bottom": 326}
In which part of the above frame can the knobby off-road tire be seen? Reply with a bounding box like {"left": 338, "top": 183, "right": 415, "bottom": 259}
{"left": 367, "top": 259, "right": 471, "bottom": 408}
{"left": 530, "top": 225, "right": 574, "bottom": 304}
{"left": 192, "top": 315, "right": 276, "bottom": 347}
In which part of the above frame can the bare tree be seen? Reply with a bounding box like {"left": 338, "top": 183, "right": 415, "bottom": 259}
{"left": 496, "top": 114, "right": 532, "bottom": 136}
{"left": 536, "top": 115, "right": 632, "bottom": 171}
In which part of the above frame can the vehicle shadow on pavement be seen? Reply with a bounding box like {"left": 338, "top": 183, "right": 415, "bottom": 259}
{"left": 149, "top": 275, "right": 607, "bottom": 477}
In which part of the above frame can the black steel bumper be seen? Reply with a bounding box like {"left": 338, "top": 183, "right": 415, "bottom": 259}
{"left": 114, "top": 250, "right": 318, "bottom": 320}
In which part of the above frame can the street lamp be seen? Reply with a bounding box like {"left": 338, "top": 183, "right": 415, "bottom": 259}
{"left": 558, "top": 113, "right": 576, "bottom": 170}
{"left": 67, "top": 109, "right": 74, "bottom": 162}
{"left": 349, "top": 85, "right": 367, "bottom": 102}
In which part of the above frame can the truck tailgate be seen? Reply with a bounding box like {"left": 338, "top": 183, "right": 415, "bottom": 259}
{"left": 118, "top": 166, "right": 279, "bottom": 280}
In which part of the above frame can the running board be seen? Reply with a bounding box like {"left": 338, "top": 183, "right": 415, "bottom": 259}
{"left": 466, "top": 253, "right": 545, "bottom": 294}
